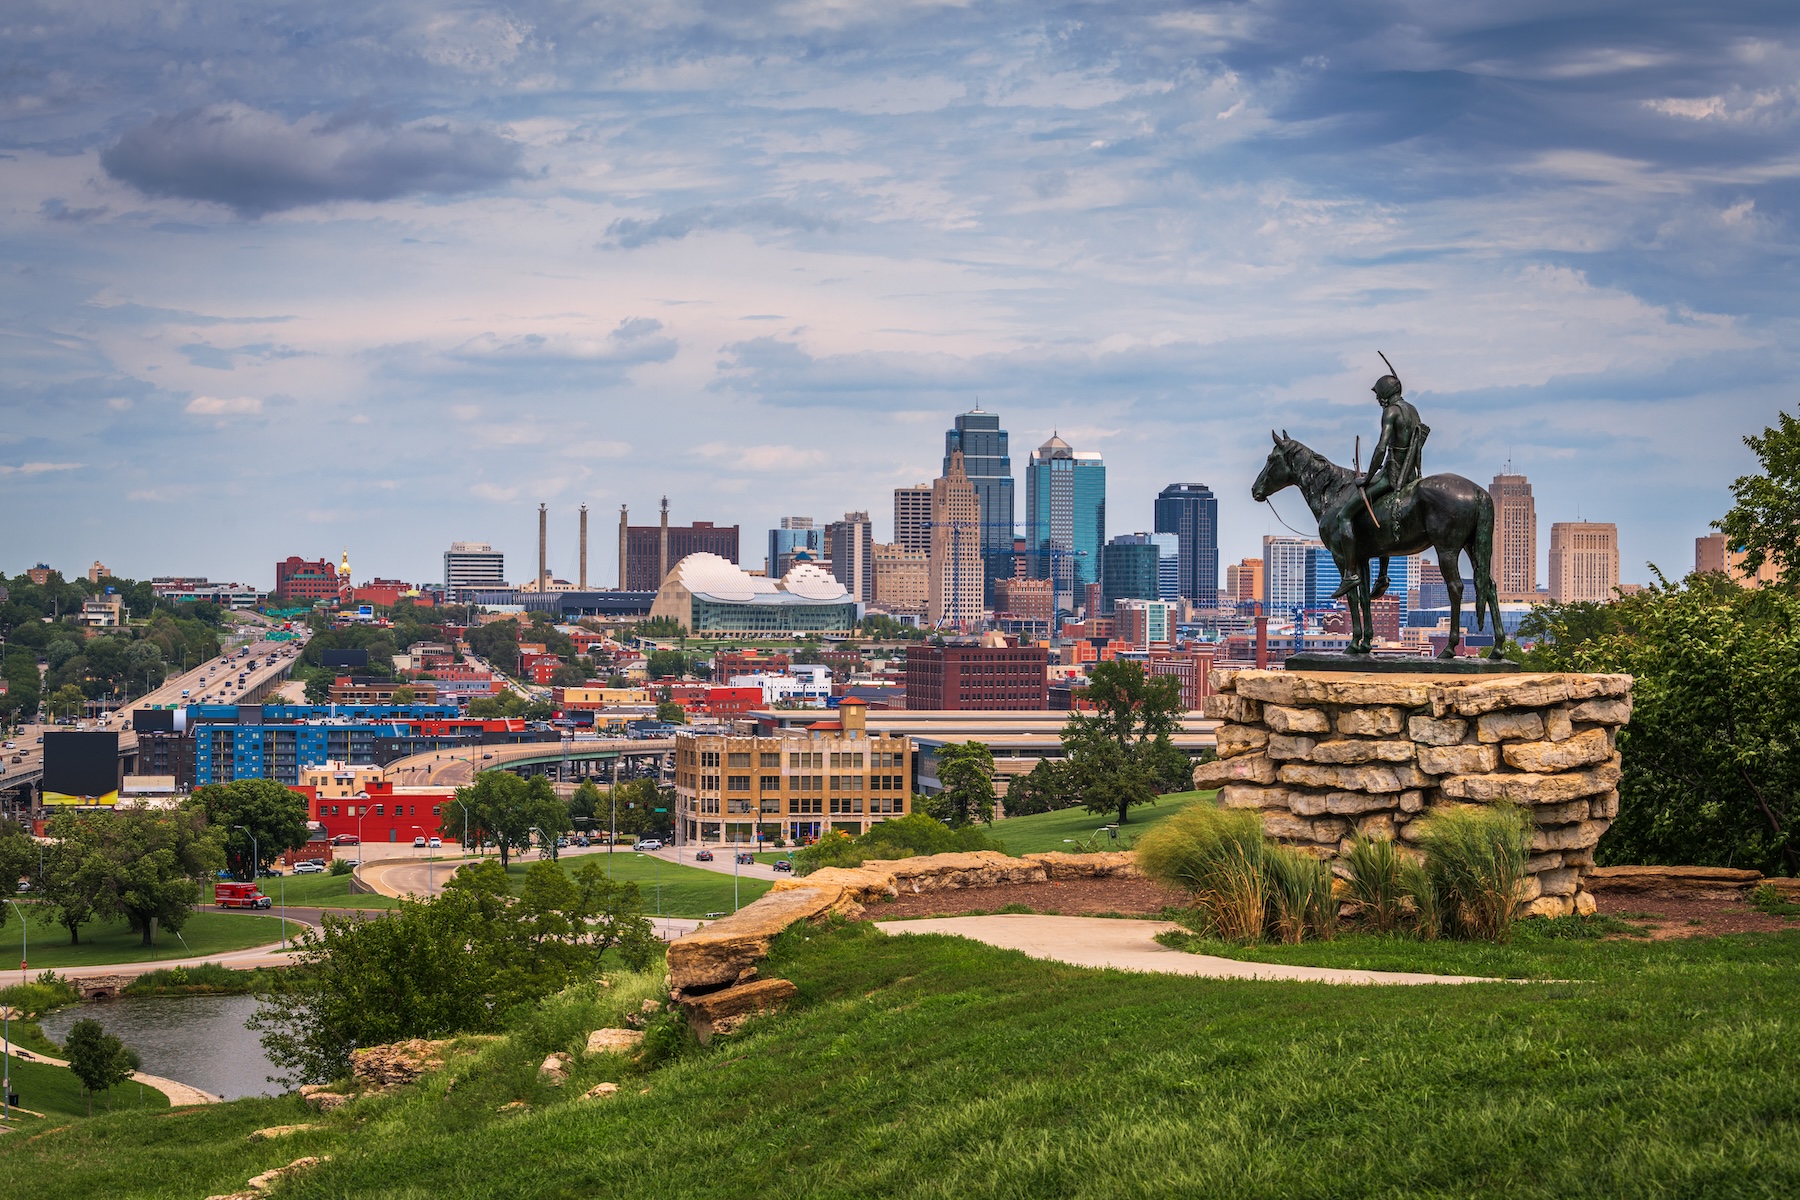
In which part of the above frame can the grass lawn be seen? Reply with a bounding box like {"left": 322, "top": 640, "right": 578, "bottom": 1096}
{"left": 248, "top": 873, "right": 400, "bottom": 910}
{"left": 4, "top": 920, "right": 1799, "bottom": 1197}
{"left": 0, "top": 912, "right": 298, "bottom": 971}
{"left": 2, "top": 1052, "right": 171, "bottom": 1123}
{"left": 989, "top": 789, "right": 1214, "bottom": 854}
{"left": 503, "top": 851, "right": 772, "bottom": 918}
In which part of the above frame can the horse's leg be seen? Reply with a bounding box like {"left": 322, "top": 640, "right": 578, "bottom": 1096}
{"left": 1350, "top": 556, "right": 1374, "bottom": 654}
{"left": 1437, "top": 550, "right": 1465, "bottom": 659}
{"left": 1469, "top": 497, "right": 1506, "bottom": 659}
{"left": 1369, "top": 556, "right": 1391, "bottom": 601}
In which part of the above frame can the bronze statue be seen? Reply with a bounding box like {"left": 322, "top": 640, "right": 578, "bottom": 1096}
{"left": 1251, "top": 357, "right": 1506, "bottom": 660}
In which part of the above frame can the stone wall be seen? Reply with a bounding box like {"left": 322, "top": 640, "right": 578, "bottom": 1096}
{"left": 1197, "top": 669, "right": 1633, "bottom": 917}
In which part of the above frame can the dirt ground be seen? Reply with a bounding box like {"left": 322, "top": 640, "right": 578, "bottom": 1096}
{"left": 865, "top": 876, "right": 1188, "bottom": 921}
{"left": 1591, "top": 891, "right": 1800, "bottom": 939}
{"left": 860, "top": 876, "right": 1800, "bottom": 938}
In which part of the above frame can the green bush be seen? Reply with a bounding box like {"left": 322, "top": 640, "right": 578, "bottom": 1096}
{"left": 1343, "top": 834, "right": 1406, "bottom": 934}
{"left": 1417, "top": 803, "right": 1532, "bottom": 943}
{"left": 328, "top": 858, "right": 354, "bottom": 876}
{"left": 1135, "top": 804, "right": 1269, "bottom": 943}
{"left": 791, "top": 814, "right": 1003, "bottom": 876}
{"left": 0, "top": 973, "right": 80, "bottom": 1017}
{"left": 1264, "top": 844, "right": 1334, "bottom": 944}
{"left": 124, "top": 962, "right": 264, "bottom": 996}
{"left": 1749, "top": 882, "right": 1800, "bottom": 917}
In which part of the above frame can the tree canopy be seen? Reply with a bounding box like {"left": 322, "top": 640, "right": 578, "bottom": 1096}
{"left": 1714, "top": 409, "right": 1800, "bottom": 586}
{"left": 455, "top": 771, "right": 569, "bottom": 868}
{"left": 1062, "top": 660, "right": 1191, "bottom": 825}
{"left": 928, "top": 742, "right": 996, "bottom": 827}
{"left": 187, "top": 778, "right": 311, "bottom": 880}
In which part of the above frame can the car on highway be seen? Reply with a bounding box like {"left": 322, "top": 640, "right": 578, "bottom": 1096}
{"left": 292, "top": 860, "right": 326, "bottom": 874}
{"left": 773, "top": 860, "right": 793, "bottom": 873}
{"left": 693, "top": 849, "right": 714, "bottom": 861}
{"left": 638, "top": 839, "right": 665, "bottom": 851}
{"left": 332, "top": 833, "right": 361, "bottom": 845}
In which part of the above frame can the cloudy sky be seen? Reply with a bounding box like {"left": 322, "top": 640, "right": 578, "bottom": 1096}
{"left": 3, "top": 1, "right": 1795, "bottom": 591}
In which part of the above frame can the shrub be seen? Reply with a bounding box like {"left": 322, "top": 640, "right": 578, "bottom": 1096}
{"left": 791, "top": 815, "right": 1003, "bottom": 876}
{"left": 328, "top": 858, "right": 354, "bottom": 876}
{"left": 1749, "top": 883, "right": 1800, "bottom": 916}
{"left": 1264, "top": 844, "right": 1333, "bottom": 944}
{"left": 1416, "top": 803, "right": 1532, "bottom": 943}
{"left": 1343, "top": 835, "right": 1406, "bottom": 934}
{"left": 0, "top": 973, "right": 80, "bottom": 1017}
{"left": 1399, "top": 859, "right": 1441, "bottom": 941}
{"left": 1136, "top": 804, "right": 1268, "bottom": 943}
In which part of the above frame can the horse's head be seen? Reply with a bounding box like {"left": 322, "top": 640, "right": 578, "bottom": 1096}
{"left": 1251, "top": 430, "right": 1297, "bottom": 502}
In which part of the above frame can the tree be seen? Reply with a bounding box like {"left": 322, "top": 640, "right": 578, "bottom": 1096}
{"left": 933, "top": 742, "right": 996, "bottom": 827}
{"left": 1001, "top": 758, "right": 1072, "bottom": 817}
{"left": 38, "top": 814, "right": 109, "bottom": 944}
{"left": 93, "top": 805, "right": 226, "bottom": 945}
{"left": 48, "top": 683, "right": 86, "bottom": 720}
{"left": 1715, "top": 410, "right": 1800, "bottom": 585}
{"left": 1063, "top": 660, "right": 1187, "bottom": 825}
{"left": 570, "top": 860, "right": 658, "bottom": 970}
{"left": 569, "top": 780, "right": 602, "bottom": 824}
{"left": 645, "top": 649, "right": 688, "bottom": 680}
{"left": 187, "top": 779, "right": 310, "bottom": 880}
{"left": 455, "top": 772, "right": 568, "bottom": 869}
{"left": 389, "top": 684, "right": 417, "bottom": 703}
{"left": 637, "top": 617, "right": 687, "bottom": 639}
{"left": 0, "top": 820, "right": 38, "bottom": 919}
{"left": 655, "top": 699, "right": 687, "bottom": 725}
{"left": 63, "top": 1018, "right": 135, "bottom": 1114}
{"left": 1528, "top": 572, "right": 1800, "bottom": 874}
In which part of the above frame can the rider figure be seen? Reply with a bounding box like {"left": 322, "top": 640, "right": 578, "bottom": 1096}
{"left": 1327, "top": 370, "right": 1428, "bottom": 598}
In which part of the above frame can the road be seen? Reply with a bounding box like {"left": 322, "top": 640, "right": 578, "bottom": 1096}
{"left": 380, "top": 736, "right": 676, "bottom": 787}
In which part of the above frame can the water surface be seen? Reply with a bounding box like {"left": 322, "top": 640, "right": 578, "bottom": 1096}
{"left": 40, "top": 993, "right": 282, "bottom": 1100}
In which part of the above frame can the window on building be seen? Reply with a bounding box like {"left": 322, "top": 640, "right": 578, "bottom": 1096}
{"left": 789, "top": 796, "right": 822, "bottom": 815}
{"left": 727, "top": 799, "right": 752, "bottom": 814}
{"left": 701, "top": 750, "right": 720, "bottom": 767}
{"left": 727, "top": 775, "right": 751, "bottom": 791}
{"left": 760, "top": 775, "right": 780, "bottom": 791}
{"left": 760, "top": 798, "right": 781, "bottom": 814}
{"left": 701, "top": 797, "right": 720, "bottom": 814}
{"left": 760, "top": 752, "right": 782, "bottom": 768}
{"left": 728, "top": 752, "right": 751, "bottom": 768}
{"left": 375, "top": 804, "right": 384, "bottom": 815}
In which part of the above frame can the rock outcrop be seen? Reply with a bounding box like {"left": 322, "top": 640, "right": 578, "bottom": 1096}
{"left": 679, "top": 978, "right": 799, "bottom": 1044}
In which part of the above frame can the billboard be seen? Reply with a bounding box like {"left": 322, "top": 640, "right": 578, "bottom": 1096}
{"left": 321, "top": 648, "right": 369, "bottom": 668}
{"left": 44, "top": 731, "right": 121, "bottom": 805}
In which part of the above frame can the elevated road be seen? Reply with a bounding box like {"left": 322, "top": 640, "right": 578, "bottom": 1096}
{"left": 382, "top": 736, "right": 676, "bottom": 787}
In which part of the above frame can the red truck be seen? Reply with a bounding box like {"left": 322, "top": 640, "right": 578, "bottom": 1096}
{"left": 216, "top": 881, "right": 272, "bottom": 909}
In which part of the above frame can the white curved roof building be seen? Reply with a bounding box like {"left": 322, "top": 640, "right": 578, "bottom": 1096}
{"left": 648, "top": 554, "right": 859, "bottom": 635}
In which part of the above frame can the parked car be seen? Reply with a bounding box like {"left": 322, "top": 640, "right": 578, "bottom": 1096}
{"left": 773, "top": 859, "right": 793, "bottom": 873}
{"left": 428, "top": 837, "right": 442, "bottom": 849}
{"left": 413, "top": 836, "right": 427, "bottom": 848}
{"left": 637, "top": 839, "right": 664, "bottom": 851}
{"left": 332, "top": 834, "right": 361, "bottom": 846}
{"left": 694, "top": 849, "right": 714, "bottom": 862}
{"left": 736, "top": 852, "right": 755, "bottom": 865}
{"left": 575, "top": 836, "right": 591, "bottom": 848}
{"left": 292, "top": 860, "right": 326, "bottom": 874}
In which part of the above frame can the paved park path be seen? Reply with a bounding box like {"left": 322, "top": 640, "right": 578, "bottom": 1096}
{"left": 876, "top": 914, "right": 1495, "bottom": 985}
{"left": 3, "top": 1041, "right": 221, "bottom": 1106}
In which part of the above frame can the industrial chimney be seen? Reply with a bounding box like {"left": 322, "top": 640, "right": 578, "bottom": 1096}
{"left": 538, "top": 503, "right": 548, "bottom": 592}
{"left": 579, "top": 504, "right": 588, "bottom": 590}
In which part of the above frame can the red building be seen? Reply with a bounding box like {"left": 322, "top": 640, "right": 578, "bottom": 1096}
{"left": 714, "top": 649, "right": 790, "bottom": 678}
{"left": 903, "top": 637, "right": 1049, "bottom": 711}
{"left": 662, "top": 684, "right": 764, "bottom": 717}
{"left": 296, "top": 779, "right": 454, "bottom": 845}
{"left": 351, "top": 578, "right": 433, "bottom": 608}
{"left": 275, "top": 557, "right": 340, "bottom": 603}
{"left": 519, "top": 652, "right": 562, "bottom": 685}
{"left": 1148, "top": 647, "right": 1217, "bottom": 712}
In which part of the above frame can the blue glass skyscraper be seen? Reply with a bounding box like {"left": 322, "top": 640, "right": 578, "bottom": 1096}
{"left": 1026, "top": 434, "right": 1106, "bottom": 616}
{"left": 1154, "top": 483, "right": 1220, "bottom": 607}
{"left": 943, "top": 407, "right": 1014, "bottom": 605}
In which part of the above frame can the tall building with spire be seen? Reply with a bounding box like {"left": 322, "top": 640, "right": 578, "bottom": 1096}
{"left": 1026, "top": 433, "right": 1106, "bottom": 616}
{"left": 1153, "top": 483, "right": 1220, "bottom": 607}
{"left": 1490, "top": 471, "right": 1538, "bottom": 599}
{"left": 928, "top": 450, "right": 983, "bottom": 627}
{"left": 943, "top": 406, "right": 1014, "bottom": 604}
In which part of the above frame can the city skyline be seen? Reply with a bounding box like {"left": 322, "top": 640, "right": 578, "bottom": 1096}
{"left": 3, "top": 4, "right": 1786, "bottom": 588}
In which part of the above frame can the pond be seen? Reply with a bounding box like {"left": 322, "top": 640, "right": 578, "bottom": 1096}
{"left": 40, "top": 993, "right": 283, "bottom": 1100}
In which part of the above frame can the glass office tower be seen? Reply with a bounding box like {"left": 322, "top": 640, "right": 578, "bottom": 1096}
{"left": 1154, "top": 483, "right": 1220, "bottom": 608}
{"left": 1026, "top": 434, "right": 1106, "bottom": 618}
{"left": 943, "top": 407, "right": 1015, "bottom": 607}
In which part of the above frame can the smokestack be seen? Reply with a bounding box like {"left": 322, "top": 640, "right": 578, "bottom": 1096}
{"left": 619, "top": 504, "right": 629, "bottom": 590}
{"left": 658, "top": 495, "right": 670, "bottom": 586}
{"left": 1254, "top": 605, "right": 1268, "bottom": 670}
{"left": 579, "top": 505, "right": 588, "bottom": 590}
{"left": 538, "top": 503, "right": 547, "bottom": 592}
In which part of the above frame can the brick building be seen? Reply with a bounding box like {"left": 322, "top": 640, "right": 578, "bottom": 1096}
{"left": 275, "top": 557, "right": 340, "bottom": 603}
{"left": 903, "top": 635, "right": 1049, "bottom": 711}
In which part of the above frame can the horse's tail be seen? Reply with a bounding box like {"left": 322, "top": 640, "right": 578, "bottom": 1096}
{"left": 1470, "top": 488, "right": 1504, "bottom": 644}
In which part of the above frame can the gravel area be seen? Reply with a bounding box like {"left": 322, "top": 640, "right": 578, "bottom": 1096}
{"left": 1592, "top": 892, "right": 1800, "bottom": 939}
{"left": 863, "top": 876, "right": 1188, "bottom": 921}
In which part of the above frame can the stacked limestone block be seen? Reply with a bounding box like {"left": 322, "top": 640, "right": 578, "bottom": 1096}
{"left": 1196, "top": 669, "right": 1633, "bottom": 918}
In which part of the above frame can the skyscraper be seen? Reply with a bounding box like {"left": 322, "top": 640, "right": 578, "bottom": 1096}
{"left": 444, "top": 542, "right": 506, "bottom": 591}
{"left": 893, "top": 485, "right": 932, "bottom": 555}
{"left": 1026, "top": 433, "right": 1106, "bottom": 615}
{"left": 1154, "top": 483, "right": 1220, "bottom": 607}
{"left": 929, "top": 451, "right": 983, "bottom": 627}
{"left": 1226, "top": 558, "right": 1264, "bottom": 605}
{"left": 825, "top": 512, "right": 874, "bottom": 603}
{"left": 1490, "top": 472, "right": 1537, "bottom": 599}
{"left": 1262, "top": 536, "right": 1315, "bottom": 614}
{"left": 1101, "top": 533, "right": 1162, "bottom": 613}
{"left": 767, "top": 517, "right": 822, "bottom": 577}
{"left": 943, "top": 407, "right": 1015, "bottom": 605}
{"left": 1548, "top": 522, "right": 1620, "bottom": 603}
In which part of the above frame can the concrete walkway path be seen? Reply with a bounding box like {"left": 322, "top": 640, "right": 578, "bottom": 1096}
{"left": 875, "top": 915, "right": 1494, "bottom": 985}
{"left": 3, "top": 1041, "right": 222, "bottom": 1106}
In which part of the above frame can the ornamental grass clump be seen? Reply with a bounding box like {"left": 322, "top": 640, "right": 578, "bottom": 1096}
{"left": 1342, "top": 834, "right": 1406, "bottom": 934}
{"left": 1416, "top": 803, "right": 1532, "bottom": 943}
{"left": 1135, "top": 803, "right": 1268, "bottom": 942}
{"left": 1265, "top": 844, "right": 1335, "bottom": 944}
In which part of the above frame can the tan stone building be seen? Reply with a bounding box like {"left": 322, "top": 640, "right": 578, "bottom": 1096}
{"left": 1226, "top": 557, "right": 1264, "bottom": 604}
{"left": 1694, "top": 531, "right": 1780, "bottom": 587}
{"left": 672, "top": 700, "right": 910, "bottom": 845}
{"left": 1490, "top": 472, "right": 1538, "bottom": 600}
{"left": 929, "top": 450, "right": 984, "bottom": 628}
{"left": 1548, "top": 522, "right": 1620, "bottom": 603}
{"left": 872, "top": 543, "right": 928, "bottom": 614}
{"left": 893, "top": 484, "right": 932, "bottom": 554}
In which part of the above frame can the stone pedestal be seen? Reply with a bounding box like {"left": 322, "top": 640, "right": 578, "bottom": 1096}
{"left": 1197, "top": 669, "right": 1633, "bottom": 918}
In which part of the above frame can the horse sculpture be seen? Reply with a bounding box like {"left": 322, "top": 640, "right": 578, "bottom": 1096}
{"left": 1251, "top": 430, "right": 1506, "bottom": 658}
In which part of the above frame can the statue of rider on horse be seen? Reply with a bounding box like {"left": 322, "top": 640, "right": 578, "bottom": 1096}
{"left": 1251, "top": 356, "right": 1507, "bottom": 660}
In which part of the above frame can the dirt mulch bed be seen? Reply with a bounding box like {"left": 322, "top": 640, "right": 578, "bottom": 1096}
{"left": 860, "top": 876, "right": 1188, "bottom": 921}
{"left": 1591, "top": 892, "right": 1800, "bottom": 939}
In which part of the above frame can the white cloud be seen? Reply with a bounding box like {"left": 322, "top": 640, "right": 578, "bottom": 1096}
{"left": 694, "top": 442, "right": 827, "bottom": 471}
{"left": 0, "top": 461, "right": 84, "bottom": 475}
{"left": 185, "top": 395, "right": 263, "bottom": 415}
